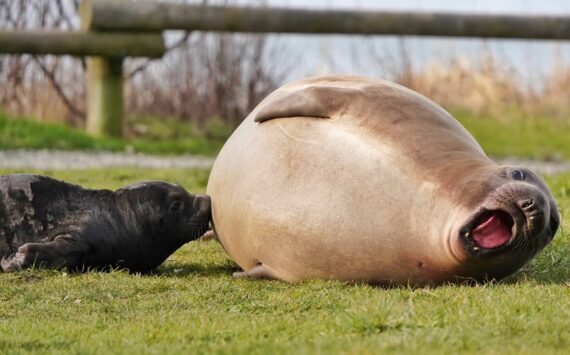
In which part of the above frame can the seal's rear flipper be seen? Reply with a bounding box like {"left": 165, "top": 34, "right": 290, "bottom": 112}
{"left": 1, "top": 253, "right": 25, "bottom": 272}
{"left": 233, "top": 263, "right": 278, "bottom": 280}
{"left": 1, "top": 234, "right": 90, "bottom": 271}
{"left": 253, "top": 86, "right": 361, "bottom": 123}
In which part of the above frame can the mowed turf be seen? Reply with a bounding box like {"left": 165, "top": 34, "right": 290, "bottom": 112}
{"left": 0, "top": 113, "right": 228, "bottom": 156}
{"left": 3, "top": 109, "right": 570, "bottom": 160}
{"left": 0, "top": 168, "right": 569, "bottom": 354}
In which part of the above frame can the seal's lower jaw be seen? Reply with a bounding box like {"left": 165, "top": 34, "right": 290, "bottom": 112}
{"left": 460, "top": 209, "right": 517, "bottom": 257}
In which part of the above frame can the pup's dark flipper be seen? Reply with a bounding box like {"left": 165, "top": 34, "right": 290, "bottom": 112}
{"left": 1, "top": 234, "right": 90, "bottom": 271}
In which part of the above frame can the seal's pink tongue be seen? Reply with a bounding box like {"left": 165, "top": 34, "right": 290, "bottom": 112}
{"left": 473, "top": 213, "right": 512, "bottom": 249}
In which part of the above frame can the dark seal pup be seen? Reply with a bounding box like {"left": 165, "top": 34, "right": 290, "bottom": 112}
{"left": 0, "top": 174, "right": 211, "bottom": 272}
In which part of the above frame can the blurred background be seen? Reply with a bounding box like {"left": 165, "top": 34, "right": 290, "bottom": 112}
{"left": 1, "top": 0, "right": 570, "bottom": 160}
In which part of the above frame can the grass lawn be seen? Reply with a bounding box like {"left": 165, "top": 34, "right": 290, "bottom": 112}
{"left": 0, "top": 113, "right": 229, "bottom": 156}
{"left": 2, "top": 109, "right": 570, "bottom": 160}
{"left": 0, "top": 167, "right": 569, "bottom": 354}
{"left": 452, "top": 109, "right": 570, "bottom": 161}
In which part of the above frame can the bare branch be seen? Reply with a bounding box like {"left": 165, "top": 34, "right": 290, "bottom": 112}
{"left": 55, "top": 0, "right": 77, "bottom": 30}
{"left": 125, "top": 31, "right": 191, "bottom": 80}
{"left": 33, "top": 56, "right": 85, "bottom": 120}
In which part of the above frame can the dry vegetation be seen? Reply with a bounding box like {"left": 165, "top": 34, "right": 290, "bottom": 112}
{"left": 2, "top": 0, "right": 570, "bottom": 131}
{"left": 0, "top": 0, "right": 84, "bottom": 125}
{"left": 397, "top": 54, "right": 526, "bottom": 117}
{"left": 0, "top": 0, "right": 285, "bottom": 132}
{"left": 125, "top": 32, "right": 284, "bottom": 129}
{"left": 368, "top": 41, "right": 570, "bottom": 122}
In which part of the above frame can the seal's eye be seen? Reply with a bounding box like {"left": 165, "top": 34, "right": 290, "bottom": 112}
{"left": 511, "top": 169, "right": 525, "bottom": 181}
{"left": 170, "top": 201, "right": 183, "bottom": 213}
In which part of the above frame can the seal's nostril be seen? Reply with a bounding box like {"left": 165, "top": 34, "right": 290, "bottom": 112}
{"left": 519, "top": 199, "right": 535, "bottom": 209}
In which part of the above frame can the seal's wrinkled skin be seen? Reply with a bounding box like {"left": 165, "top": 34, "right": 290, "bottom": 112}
{"left": 0, "top": 175, "right": 211, "bottom": 272}
{"left": 207, "top": 75, "right": 560, "bottom": 286}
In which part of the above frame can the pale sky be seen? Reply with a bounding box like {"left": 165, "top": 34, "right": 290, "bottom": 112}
{"left": 233, "top": 0, "right": 570, "bottom": 15}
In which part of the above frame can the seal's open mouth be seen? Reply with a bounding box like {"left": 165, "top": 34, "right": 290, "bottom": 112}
{"left": 460, "top": 209, "right": 517, "bottom": 256}
{"left": 471, "top": 210, "right": 514, "bottom": 249}
{"left": 462, "top": 209, "right": 515, "bottom": 253}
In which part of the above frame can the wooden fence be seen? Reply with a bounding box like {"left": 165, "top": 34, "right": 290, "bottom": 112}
{"left": 2, "top": 0, "right": 570, "bottom": 137}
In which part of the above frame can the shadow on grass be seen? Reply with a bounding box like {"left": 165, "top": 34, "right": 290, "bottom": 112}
{"left": 501, "top": 273, "right": 570, "bottom": 286}
{"left": 0, "top": 339, "right": 72, "bottom": 352}
{"left": 500, "top": 243, "right": 570, "bottom": 286}
{"left": 152, "top": 243, "right": 570, "bottom": 285}
{"left": 155, "top": 261, "right": 240, "bottom": 278}
{"left": 502, "top": 267, "right": 570, "bottom": 286}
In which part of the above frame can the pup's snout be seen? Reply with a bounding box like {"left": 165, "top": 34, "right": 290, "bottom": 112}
{"left": 193, "top": 195, "right": 211, "bottom": 215}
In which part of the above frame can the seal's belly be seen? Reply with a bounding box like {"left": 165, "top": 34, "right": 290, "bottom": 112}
{"left": 209, "top": 117, "right": 440, "bottom": 283}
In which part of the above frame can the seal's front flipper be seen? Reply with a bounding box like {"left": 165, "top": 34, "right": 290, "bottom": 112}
{"left": 233, "top": 263, "right": 278, "bottom": 280}
{"left": 1, "top": 234, "right": 90, "bottom": 271}
{"left": 200, "top": 230, "right": 217, "bottom": 241}
{"left": 253, "top": 86, "right": 362, "bottom": 123}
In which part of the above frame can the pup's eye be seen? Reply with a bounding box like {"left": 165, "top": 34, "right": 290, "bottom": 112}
{"left": 511, "top": 169, "right": 525, "bottom": 181}
{"left": 170, "top": 201, "right": 183, "bottom": 213}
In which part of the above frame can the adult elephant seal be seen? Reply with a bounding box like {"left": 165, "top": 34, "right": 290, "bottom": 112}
{"left": 0, "top": 174, "right": 211, "bottom": 272}
{"left": 207, "top": 75, "right": 560, "bottom": 286}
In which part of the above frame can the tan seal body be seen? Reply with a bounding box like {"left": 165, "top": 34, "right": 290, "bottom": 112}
{"left": 207, "top": 76, "right": 559, "bottom": 285}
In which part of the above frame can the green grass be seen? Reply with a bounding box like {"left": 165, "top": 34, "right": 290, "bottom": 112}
{"left": 3, "top": 109, "right": 570, "bottom": 160}
{"left": 453, "top": 109, "right": 570, "bottom": 160}
{"left": 0, "top": 168, "right": 211, "bottom": 192}
{"left": 0, "top": 167, "right": 569, "bottom": 354}
{"left": 0, "top": 112, "right": 229, "bottom": 156}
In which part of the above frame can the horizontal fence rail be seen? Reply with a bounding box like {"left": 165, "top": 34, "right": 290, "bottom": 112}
{"left": 85, "top": 1, "right": 570, "bottom": 40}
{"left": 0, "top": 31, "right": 165, "bottom": 57}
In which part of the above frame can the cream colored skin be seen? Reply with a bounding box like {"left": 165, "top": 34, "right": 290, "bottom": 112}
{"left": 207, "top": 76, "right": 559, "bottom": 285}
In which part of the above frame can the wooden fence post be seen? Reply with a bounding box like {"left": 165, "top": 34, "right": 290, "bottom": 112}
{"left": 81, "top": 0, "right": 124, "bottom": 137}
{"left": 86, "top": 57, "right": 123, "bottom": 137}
